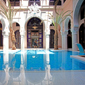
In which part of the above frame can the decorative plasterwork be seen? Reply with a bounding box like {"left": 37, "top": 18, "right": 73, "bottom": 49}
{"left": 28, "top": 2, "right": 41, "bottom": 17}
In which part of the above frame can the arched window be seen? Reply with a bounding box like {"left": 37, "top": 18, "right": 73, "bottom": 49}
{"left": 50, "top": 23, "right": 54, "bottom": 26}
{"left": 10, "top": 0, "right": 20, "bottom": 6}
{"left": 63, "top": 0, "right": 66, "bottom": 3}
{"left": 49, "top": 0, "right": 61, "bottom": 6}
{"left": 29, "top": 0, "right": 40, "bottom": 6}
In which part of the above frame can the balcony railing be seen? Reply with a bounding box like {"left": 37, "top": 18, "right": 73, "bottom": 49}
{"left": 10, "top": 1, "right": 20, "bottom": 6}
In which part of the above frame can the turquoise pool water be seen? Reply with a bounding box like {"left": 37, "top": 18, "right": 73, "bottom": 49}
{"left": 0, "top": 50, "right": 85, "bottom": 71}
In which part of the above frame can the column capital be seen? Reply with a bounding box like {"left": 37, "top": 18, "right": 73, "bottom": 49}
{"left": 20, "top": 29, "right": 26, "bottom": 36}
{"left": 71, "top": 25, "right": 79, "bottom": 34}
{"left": 2, "top": 27, "right": 10, "bottom": 36}
{"left": 45, "top": 29, "right": 50, "bottom": 36}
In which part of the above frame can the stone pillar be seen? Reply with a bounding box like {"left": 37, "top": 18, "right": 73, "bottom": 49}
{"left": 45, "top": 19, "right": 50, "bottom": 50}
{"left": 61, "top": 0, "right": 64, "bottom": 5}
{"left": 45, "top": 34, "right": 50, "bottom": 50}
{"left": 20, "top": 29, "right": 25, "bottom": 50}
{"left": 3, "top": 28, "right": 9, "bottom": 52}
{"left": 71, "top": 26, "right": 78, "bottom": 51}
{"left": 6, "top": 0, "right": 8, "bottom": 6}
{"left": 21, "top": 35, "right": 25, "bottom": 50}
{"left": 61, "top": 31, "right": 68, "bottom": 50}
{"left": 20, "top": 0, "right": 23, "bottom": 6}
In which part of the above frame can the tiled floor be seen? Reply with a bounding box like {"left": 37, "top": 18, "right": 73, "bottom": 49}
{"left": 0, "top": 49, "right": 85, "bottom": 85}
{"left": 0, "top": 70, "right": 85, "bottom": 85}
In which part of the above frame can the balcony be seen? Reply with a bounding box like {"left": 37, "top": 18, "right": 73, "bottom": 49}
{"left": 49, "top": 0, "right": 61, "bottom": 6}
{"left": 10, "top": 1, "right": 20, "bottom": 6}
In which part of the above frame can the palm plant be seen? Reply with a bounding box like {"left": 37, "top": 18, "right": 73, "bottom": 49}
{"left": 48, "top": 0, "right": 72, "bottom": 50}
{"left": 0, "top": 0, "right": 17, "bottom": 50}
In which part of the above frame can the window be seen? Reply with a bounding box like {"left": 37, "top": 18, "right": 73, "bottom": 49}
{"left": 49, "top": 0, "right": 61, "bottom": 6}
{"left": 29, "top": 0, "right": 40, "bottom": 6}
{"left": 63, "top": 0, "right": 66, "bottom": 3}
{"left": 16, "top": 23, "right": 20, "bottom": 26}
{"left": 10, "top": 0, "right": 20, "bottom": 6}
{"left": 50, "top": 23, "right": 54, "bottom": 26}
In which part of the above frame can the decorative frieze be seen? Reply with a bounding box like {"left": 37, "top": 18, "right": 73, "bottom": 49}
{"left": 28, "top": 2, "right": 41, "bottom": 17}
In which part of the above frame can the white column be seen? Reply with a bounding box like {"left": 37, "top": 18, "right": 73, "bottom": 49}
{"left": 72, "top": 31, "right": 78, "bottom": 51}
{"left": 21, "top": 35, "right": 24, "bottom": 50}
{"left": 62, "top": 34, "right": 64, "bottom": 49}
{"left": 20, "top": 29, "right": 25, "bottom": 50}
{"left": 46, "top": 34, "right": 50, "bottom": 50}
{"left": 3, "top": 35, "right": 9, "bottom": 52}
{"left": 61, "top": 31, "right": 68, "bottom": 50}
{"left": 72, "top": 26, "right": 78, "bottom": 51}
{"left": 6, "top": 0, "right": 8, "bottom": 6}
{"left": 3, "top": 28, "right": 9, "bottom": 52}
{"left": 20, "top": 0, "right": 24, "bottom": 6}
{"left": 61, "top": 0, "right": 63, "bottom": 5}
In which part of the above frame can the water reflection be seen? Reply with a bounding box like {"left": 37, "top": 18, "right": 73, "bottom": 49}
{"left": 1, "top": 50, "right": 85, "bottom": 85}
{"left": 0, "top": 50, "right": 53, "bottom": 85}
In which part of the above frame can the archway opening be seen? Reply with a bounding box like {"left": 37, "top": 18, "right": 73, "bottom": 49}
{"left": 79, "top": 23, "right": 85, "bottom": 49}
{"left": 15, "top": 30, "right": 21, "bottom": 49}
{"left": 0, "top": 21, "right": 3, "bottom": 48}
{"left": 67, "top": 20, "right": 72, "bottom": 48}
{"left": 14, "top": 23, "right": 20, "bottom": 49}
{"left": 80, "top": 0, "right": 85, "bottom": 20}
{"left": 27, "top": 17, "right": 43, "bottom": 48}
{"left": 50, "top": 29, "right": 55, "bottom": 48}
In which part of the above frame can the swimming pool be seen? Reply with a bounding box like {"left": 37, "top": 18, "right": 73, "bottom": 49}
{"left": 0, "top": 50, "right": 85, "bottom": 71}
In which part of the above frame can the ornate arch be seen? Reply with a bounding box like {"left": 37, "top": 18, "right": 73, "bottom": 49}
{"left": 0, "top": 13, "right": 9, "bottom": 31}
{"left": 64, "top": 16, "right": 71, "bottom": 31}
{"left": 73, "top": 0, "right": 84, "bottom": 26}
{"left": 24, "top": 16, "right": 45, "bottom": 31}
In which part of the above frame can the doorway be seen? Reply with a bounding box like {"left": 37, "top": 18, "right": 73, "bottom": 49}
{"left": 79, "top": 23, "right": 85, "bottom": 49}
{"left": 50, "top": 29, "right": 55, "bottom": 48}
{"left": 0, "top": 22, "right": 3, "bottom": 48}
{"left": 15, "top": 30, "right": 21, "bottom": 48}
{"left": 67, "top": 20, "right": 72, "bottom": 48}
{"left": 27, "top": 17, "right": 43, "bottom": 48}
